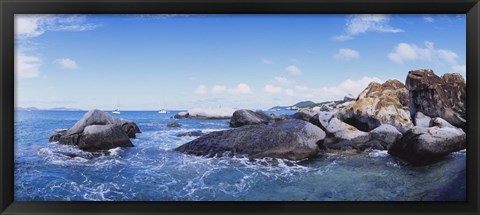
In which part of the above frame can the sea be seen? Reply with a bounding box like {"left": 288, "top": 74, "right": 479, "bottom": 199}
{"left": 14, "top": 110, "right": 467, "bottom": 201}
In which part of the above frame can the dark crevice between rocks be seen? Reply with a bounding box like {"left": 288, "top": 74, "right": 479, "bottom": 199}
{"left": 342, "top": 117, "right": 379, "bottom": 132}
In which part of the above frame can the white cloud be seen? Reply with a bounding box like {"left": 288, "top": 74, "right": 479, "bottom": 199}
{"left": 15, "top": 15, "right": 99, "bottom": 39}
{"left": 452, "top": 64, "right": 466, "bottom": 77}
{"left": 211, "top": 85, "right": 227, "bottom": 93}
{"left": 54, "top": 58, "right": 78, "bottom": 69}
{"left": 273, "top": 76, "right": 295, "bottom": 85}
{"left": 334, "top": 48, "right": 360, "bottom": 61}
{"left": 261, "top": 58, "right": 274, "bottom": 64}
{"left": 285, "top": 65, "right": 301, "bottom": 75}
{"left": 437, "top": 49, "right": 459, "bottom": 64}
{"left": 388, "top": 41, "right": 459, "bottom": 65}
{"left": 333, "top": 14, "right": 403, "bottom": 41}
{"left": 285, "top": 89, "right": 295, "bottom": 96}
{"left": 423, "top": 15, "right": 435, "bottom": 23}
{"left": 195, "top": 85, "right": 208, "bottom": 94}
{"left": 264, "top": 84, "right": 282, "bottom": 93}
{"left": 309, "top": 77, "right": 383, "bottom": 100}
{"left": 15, "top": 53, "right": 41, "bottom": 79}
{"left": 295, "top": 85, "right": 309, "bottom": 91}
{"left": 228, "top": 83, "right": 252, "bottom": 94}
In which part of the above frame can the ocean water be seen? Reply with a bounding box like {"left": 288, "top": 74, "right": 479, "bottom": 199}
{"left": 14, "top": 110, "right": 466, "bottom": 201}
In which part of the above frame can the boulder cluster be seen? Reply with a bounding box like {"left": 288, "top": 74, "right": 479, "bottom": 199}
{"left": 49, "top": 109, "right": 141, "bottom": 151}
{"left": 49, "top": 70, "right": 466, "bottom": 165}
{"left": 175, "top": 69, "right": 467, "bottom": 165}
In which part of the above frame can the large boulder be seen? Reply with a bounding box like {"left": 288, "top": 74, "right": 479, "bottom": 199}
{"left": 368, "top": 124, "right": 403, "bottom": 150}
{"left": 388, "top": 121, "right": 466, "bottom": 165}
{"left": 337, "top": 79, "right": 413, "bottom": 133}
{"left": 51, "top": 109, "right": 140, "bottom": 151}
{"left": 229, "top": 109, "right": 273, "bottom": 127}
{"left": 291, "top": 108, "right": 319, "bottom": 122}
{"left": 79, "top": 124, "right": 134, "bottom": 151}
{"left": 322, "top": 118, "right": 371, "bottom": 150}
{"left": 291, "top": 108, "right": 325, "bottom": 128}
{"left": 175, "top": 119, "right": 325, "bottom": 160}
{"left": 405, "top": 69, "right": 466, "bottom": 129}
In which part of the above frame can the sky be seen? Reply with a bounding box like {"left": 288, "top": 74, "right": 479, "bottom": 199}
{"left": 14, "top": 14, "right": 466, "bottom": 110}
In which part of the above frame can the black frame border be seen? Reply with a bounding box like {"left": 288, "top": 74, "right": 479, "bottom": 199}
{"left": 1, "top": 0, "right": 479, "bottom": 214}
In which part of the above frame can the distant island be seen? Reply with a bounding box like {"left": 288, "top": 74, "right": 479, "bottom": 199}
{"left": 15, "top": 107, "right": 85, "bottom": 111}
{"left": 269, "top": 100, "right": 345, "bottom": 111}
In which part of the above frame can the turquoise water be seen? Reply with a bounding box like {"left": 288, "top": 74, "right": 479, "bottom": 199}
{"left": 14, "top": 110, "right": 466, "bottom": 201}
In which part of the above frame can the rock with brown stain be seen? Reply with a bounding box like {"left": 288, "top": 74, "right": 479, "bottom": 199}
{"left": 337, "top": 79, "right": 413, "bottom": 133}
{"left": 405, "top": 69, "right": 466, "bottom": 129}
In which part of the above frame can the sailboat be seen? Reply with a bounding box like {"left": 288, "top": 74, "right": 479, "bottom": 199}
{"left": 158, "top": 98, "right": 169, "bottom": 114}
{"left": 112, "top": 100, "right": 121, "bottom": 114}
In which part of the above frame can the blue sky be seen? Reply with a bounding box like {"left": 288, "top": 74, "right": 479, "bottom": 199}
{"left": 14, "top": 14, "right": 466, "bottom": 110}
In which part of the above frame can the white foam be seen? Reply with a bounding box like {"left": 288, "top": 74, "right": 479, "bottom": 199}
{"left": 368, "top": 150, "right": 389, "bottom": 158}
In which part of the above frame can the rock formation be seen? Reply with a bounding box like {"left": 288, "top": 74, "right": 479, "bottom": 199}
{"left": 405, "top": 69, "right": 466, "bottom": 129}
{"left": 49, "top": 109, "right": 140, "bottom": 151}
{"left": 175, "top": 119, "right": 325, "bottom": 160}
{"left": 337, "top": 79, "right": 413, "bottom": 133}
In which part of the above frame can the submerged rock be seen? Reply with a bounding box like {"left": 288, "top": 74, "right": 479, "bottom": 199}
{"left": 176, "top": 130, "right": 205, "bottom": 137}
{"left": 175, "top": 119, "right": 325, "bottom": 160}
{"left": 229, "top": 109, "right": 273, "bottom": 127}
{"left": 337, "top": 80, "right": 413, "bottom": 133}
{"left": 51, "top": 109, "right": 140, "bottom": 151}
{"left": 388, "top": 124, "right": 466, "bottom": 165}
{"left": 167, "top": 122, "right": 182, "bottom": 128}
{"left": 406, "top": 69, "right": 466, "bottom": 129}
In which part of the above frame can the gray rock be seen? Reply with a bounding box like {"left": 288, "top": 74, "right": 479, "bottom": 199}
{"left": 49, "top": 129, "right": 67, "bottom": 142}
{"left": 79, "top": 124, "right": 134, "bottom": 151}
{"left": 388, "top": 126, "right": 466, "bottom": 165}
{"left": 415, "top": 112, "right": 431, "bottom": 127}
{"left": 368, "top": 124, "right": 402, "bottom": 150}
{"left": 167, "top": 122, "right": 182, "bottom": 128}
{"left": 175, "top": 119, "right": 325, "bottom": 160}
{"left": 326, "top": 118, "right": 370, "bottom": 143}
{"left": 292, "top": 109, "right": 318, "bottom": 121}
{"left": 174, "top": 111, "right": 189, "bottom": 119}
{"left": 176, "top": 130, "right": 205, "bottom": 137}
{"left": 53, "top": 109, "right": 140, "bottom": 151}
{"left": 322, "top": 117, "right": 371, "bottom": 151}
{"left": 229, "top": 109, "right": 273, "bottom": 127}
{"left": 406, "top": 69, "right": 466, "bottom": 129}
{"left": 430, "top": 117, "right": 455, "bottom": 128}
{"left": 115, "top": 119, "right": 141, "bottom": 138}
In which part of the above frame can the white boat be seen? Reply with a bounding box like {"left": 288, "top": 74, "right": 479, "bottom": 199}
{"left": 112, "top": 109, "right": 121, "bottom": 114}
{"left": 158, "top": 109, "right": 169, "bottom": 114}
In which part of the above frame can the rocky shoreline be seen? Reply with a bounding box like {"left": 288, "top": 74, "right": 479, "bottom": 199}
{"left": 49, "top": 69, "right": 466, "bottom": 166}
{"left": 175, "top": 69, "right": 466, "bottom": 165}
